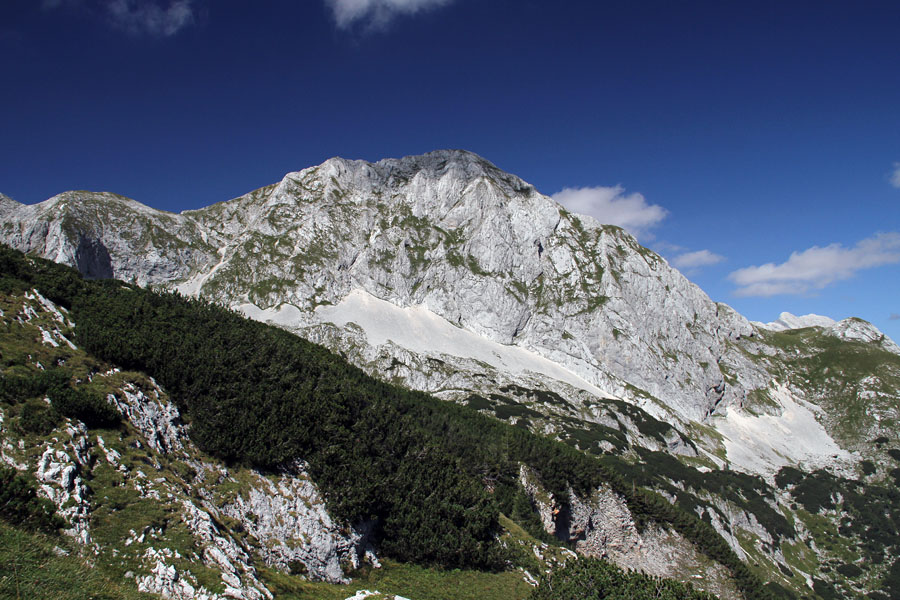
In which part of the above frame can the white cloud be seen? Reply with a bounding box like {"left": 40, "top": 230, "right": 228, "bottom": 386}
{"left": 891, "top": 162, "right": 900, "bottom": 189}
{"left": 325, "top": 0, "right": 454, "bottom": 29}
{"left": 43, "top": 0, "right": 196, "bottom": 36}
{"left": 652, "top": 241, "right": 686, "bottom": 254}
{"left": 729, "top": 232, "right": 900, "bottom": 297}
{"left": 551, "top": 185, "right": 667, "bottom": 239}
{"left": 106, "top": 0, "right": 195, "bottom": 36}
{"left": 672, "top": 249, "right": 725, "bottom": 270}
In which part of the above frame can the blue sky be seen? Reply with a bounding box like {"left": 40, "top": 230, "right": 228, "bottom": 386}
{"left": 2, "top": 0, "right": 899, "bottom": 339}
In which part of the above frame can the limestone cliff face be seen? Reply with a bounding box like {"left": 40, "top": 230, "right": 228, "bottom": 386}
{"left": 0, "top": 191, "right": 215, "bottom": 285}
{"left": 0, "top": 151, "right": 762, "bottom": 422}
{"left": 5, "top": 157, "right": 900, "bottom": 600}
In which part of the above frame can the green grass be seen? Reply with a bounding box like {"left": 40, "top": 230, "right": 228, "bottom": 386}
{"left": 261, "top": 559, "right": 533, "bottom": 600}
{"left": 745, "top": 387, "right": 780, "bottom": 416}
{"left": 0, "top": 522, "right": 156, "bottom": 600}
{"left": 754, "top": 326, "right": 900, "bottom": 463}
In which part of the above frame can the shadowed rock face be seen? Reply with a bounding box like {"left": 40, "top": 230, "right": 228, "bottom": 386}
{"left": 75, "top": 236, "right": 113, "bottom": 279}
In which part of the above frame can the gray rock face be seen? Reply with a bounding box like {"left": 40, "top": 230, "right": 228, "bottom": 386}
{"left": 3, "top": 150, "right": 892, "bottom": 492}
{"left": 1, "top": 150, "right": 761, "bottom": 422}
{"left": 0, "top": 191, "right": 216, "bottom": 285}
{"left": 220, "top": 463, "right": 374, "bottom": 584}
{"left": 106, "top": 381, "right": 184, "bottom": 455}
{"left": 826, "top": 318, "right": 900, "bottom": 354}
{"left": 35, "top": 424, "right": 92, "bottom": 546}
{"left": 754, "top": 312, "right": 900, "bottom": 355}
{"left": 104, "top": 362, "right": 371, "bottom": 586}
{"left": 177, "top": 498, "right": 272, "bottom": 600}
{"left": 519, "top": 465, "right": 739, "bottom": 599}
{"left": 138, "top": 546, "right": 232, "bottom": 600}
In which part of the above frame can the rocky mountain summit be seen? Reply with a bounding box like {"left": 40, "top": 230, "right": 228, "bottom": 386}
{"left": 2, "top": 151, "right": 761, "bottom": 420}
{"left": 756, "top": 312, "right": 900, "bottom": 355}
{"left": 3, "top": 150, "right": 898, "bottom": 465}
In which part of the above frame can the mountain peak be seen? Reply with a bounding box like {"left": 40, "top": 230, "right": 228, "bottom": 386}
{"left": 377, "top": 149, "right": 514, "bottom": 181}
{"left": 299, "top": 150, "right": 533, "bottom": 199}
{"left": 389, "top": 148, "right": 495, "bottom": 168}
{"left": 755, "top": 312, "right": 836, "bottom": 331}
{"left": 827, "top": 317, "right": 900, "bottom": 354}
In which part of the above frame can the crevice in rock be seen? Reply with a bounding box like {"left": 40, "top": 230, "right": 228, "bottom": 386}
{"left": 75, "top": 236, "right": 113, "bottom": 279}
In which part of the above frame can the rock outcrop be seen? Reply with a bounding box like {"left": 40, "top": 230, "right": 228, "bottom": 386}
{"left": 519, "top": 466, "right": 739, "bottom": 599}
{"left": 0, "top": 290, "right": 374, "bottom": 599}
{"left": 219, "top": 464, "right": 375, "bottom": 584}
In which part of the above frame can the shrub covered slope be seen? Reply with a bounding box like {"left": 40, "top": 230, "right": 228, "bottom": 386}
{"left": 0, "top": 246, "right": 785, "bottom": 599}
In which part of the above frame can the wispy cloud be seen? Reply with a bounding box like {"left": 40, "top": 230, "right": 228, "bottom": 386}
{"left": 890, "top": 313, "right": 900, "bottom": 321}
{"left": 324, "top": 0, "right": 454, "bottom": 29}
{"left": 106, "top": 0, "right": 195, "bottom": 36}
{"left": 891, "top": 162, "right": 900, "bottom": 189}
{"left": 672, "top": 249, "right": 725, "bottom": 270}
{"left": 729, "top": 233, "right": 900, "bottom": 297}
{"left": 552, "top": 185, "right": 667, "bottom": 239}
{"left": 652, "top": 241, "right": 685, "bottom": 254}
{"left": 42, "top": 0, "right": 196, "bottom": 36}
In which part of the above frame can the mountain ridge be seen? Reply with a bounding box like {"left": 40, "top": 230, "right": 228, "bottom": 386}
{"left": 2, "top": 150, "right": 760, "bottom": 424}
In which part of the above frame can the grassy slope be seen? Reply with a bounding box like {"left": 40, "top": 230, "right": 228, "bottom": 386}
{"left": 0, "top": 522, "right": 155, "bottom": 600}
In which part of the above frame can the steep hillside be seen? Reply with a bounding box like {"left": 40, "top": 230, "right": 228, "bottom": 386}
{"left": 2, "top": 150, "right": 899, "bottom": 599}
{"left": 1, "top": 248, "right": 746, "bottom": 600}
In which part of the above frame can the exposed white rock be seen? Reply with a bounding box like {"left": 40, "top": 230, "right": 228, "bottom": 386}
{"left": 105, "top": 381, "right": 184, "bottom": 454}
{"left": 345, "top": 591, "right": 410, "bottom": 600}
{"left": 713, "top": 383, "right": 853, "bottom": 479}
{"left": 1, "top": 150, "right": 761, "bottom": 422}
{"left": 9, "top": 151, "right": 890, "bottom": 482}
{"left": 519, "top": 465, "right": 557, "bottom": 536}
{"left": 754, "top": 312, "right": 900, "bottom": 356}
{"left": 568, "top": 484, "right": 679, "bottom": 576}
{"left": 96, "top": 435, "right": 122, "bottom": 465}
{"left": 0, "top": 191, "right": 216, "bottom": 284}
{"left": 27, "top": 288, "right": 75, "bottom": 328}
{"left": 520, "top": 466, "right": 739, "bottom": 599}
{"left": 755, "top": 312, "right": 836, "bottom": 332}
{"left": 826, "top": 318, "right": 900, "bottom": 355}
{"left": 20, "top": 290, "right": 77, "bottom": 349}
{"left": 34, "top": 424, "right": 92, "bottom": 545}
{"left": 220, "top": 464, "right": 372, "bottom": 584}
{"left": 178, "top": 499, "right": 272, "bottom": 600}
{"left": 309, "top": 288, "right": 613, "bottom": 398}
{"left": 137, "top": 547, "right": 230, "bottom": 600}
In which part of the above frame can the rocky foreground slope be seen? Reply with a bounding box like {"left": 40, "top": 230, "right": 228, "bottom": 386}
{"left": 2, "top": 150, "right": 900, "bottom": 599}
